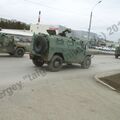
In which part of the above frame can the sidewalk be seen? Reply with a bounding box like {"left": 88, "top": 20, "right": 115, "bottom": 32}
{"left": 95, "top": 70, "right": 120, "bottom": 91}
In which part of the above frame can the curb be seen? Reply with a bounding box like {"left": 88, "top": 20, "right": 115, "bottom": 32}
{"left": 95, "top": 75, "right": 116, "bottom": 91}
{"left": 95, "top": 70, "right": 120, "bottom": 91}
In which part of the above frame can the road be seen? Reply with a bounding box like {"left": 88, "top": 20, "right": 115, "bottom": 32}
{"left": 0, "top": 54, "right": 120, "bottom": 120}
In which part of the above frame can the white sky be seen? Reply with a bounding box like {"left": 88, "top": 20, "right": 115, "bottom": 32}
{"left": 0, "top": 0, "right": 120, "bottom": 41}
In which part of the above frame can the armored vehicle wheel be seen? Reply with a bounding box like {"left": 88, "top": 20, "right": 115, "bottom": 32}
{"left": 15, "top": 48, "right": 25, "bottom": 57}
{"left": 32, "top": 58, "right": 44, "bottom": 67}
{"left": 48, "top": 55, "right": 63, "bottom": 72}
{"left": 81, "top": 56, "right": 91, "bottom": 69}
{"left": 115, "top": 55, "right": 118, "bottom": 59}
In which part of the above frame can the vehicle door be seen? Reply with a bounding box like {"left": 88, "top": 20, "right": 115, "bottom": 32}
{"left": 0, "top": 34, "right": 8, "bottom": 52}
{"left": 74, "top": 40, "right": 86, "bottom": 63}
{"left": 65, "top": 38, "right": 78, "bottom": 62}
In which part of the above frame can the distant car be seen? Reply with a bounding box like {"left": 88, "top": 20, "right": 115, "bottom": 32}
{"left": 102, "top": 47, "right": 110, "bottom": 51}
{"left": 95, "top": 46, "right": 103, "bottom": 50}
{"left": 109, "top": 47, "right": 115, "bottom": 52}
{"left": 115, "top": 46, "right": 120, "bottom": 58}
{"left": 95, "top": 46, "right": 115, "bottom": 52}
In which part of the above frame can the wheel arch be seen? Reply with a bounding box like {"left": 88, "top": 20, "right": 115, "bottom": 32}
{"left": 16, "top": 46, "right": 26, "bottom": 50}
{"left": 53, "top": 53, "right": 64, "bottom": 61}
{"left": 15, "top": 46, "right": 26, "bottom": 52}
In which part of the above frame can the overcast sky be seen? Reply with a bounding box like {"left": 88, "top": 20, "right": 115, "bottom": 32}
{"left": 0, "top": 0, "right": 120, "bottom": 41}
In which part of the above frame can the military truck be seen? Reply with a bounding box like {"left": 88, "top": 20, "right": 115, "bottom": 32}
{"left": 30, "top": 29, "right": 91, "bottom": 71}
{"left": 0, "top": 33, "right": 26, "bottom": 57}
{"left": 115, "top": 46, "right": 120, "bottom": 58}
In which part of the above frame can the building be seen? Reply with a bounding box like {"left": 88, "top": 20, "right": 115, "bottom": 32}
{"left": 30, "top": 24, "right": 66, "bottom": 35}
{"left": 30, "top": 24, "right": 98, "bottom": 39}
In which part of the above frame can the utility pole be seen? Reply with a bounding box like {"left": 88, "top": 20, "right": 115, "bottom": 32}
{"left": 88, "top": 1, "right": 102, "bottom": 41}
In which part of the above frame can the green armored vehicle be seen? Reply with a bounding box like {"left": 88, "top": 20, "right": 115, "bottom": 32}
{"left": 115, "top": 46, "right": 120, "bottom": 58}
{"left": 0, "top": 33, "right": 26, "bottom": 57}
{"left": 30, "top": 29, "right": 91, "bottom": 71}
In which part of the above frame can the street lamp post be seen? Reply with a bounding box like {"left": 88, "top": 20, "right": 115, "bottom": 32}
{"left": 88, "top": 1, "right": 102, "bottom": 41}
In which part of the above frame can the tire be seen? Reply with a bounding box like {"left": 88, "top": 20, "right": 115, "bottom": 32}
{"left": 32, "top": 58, "right": 44, "bottom": 67}
{"left": 81, "top": 56, "right": 91, "bottom": 69}
{"left": 15, "top": 48, "right": 25, "bottom": 57}
{"left": 115, "top": 55, "right": 118, "bottom": 59}
{"left": 33, "top": 35, "right": 48, "bottom": 54}
{"left": 48, "top": 55, "right": 63, "bottom": 72}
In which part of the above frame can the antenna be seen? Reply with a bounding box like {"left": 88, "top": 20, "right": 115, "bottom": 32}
{"left": 38, "top": 11, "right": 41, "bottom": 24}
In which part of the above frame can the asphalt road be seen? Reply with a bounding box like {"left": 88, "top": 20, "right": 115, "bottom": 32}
{"left": 0, "top": 54, "right": 120, "bottom": 120}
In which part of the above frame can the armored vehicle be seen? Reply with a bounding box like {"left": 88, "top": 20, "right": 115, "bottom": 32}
{"left": 30, "top": 29, "right": 91, "bottom": 71}
{"left": 0, "top": 33, "right": 26, "bottom": 57}
{"left": 115, "top": 46, "right": 120, "bottom": 58}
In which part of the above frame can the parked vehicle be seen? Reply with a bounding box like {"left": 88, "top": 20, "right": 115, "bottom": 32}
{"left": 115, "top": 46, "right": 120, "bottom": 58}
{"left": 0, "top": 32, "right": 32, "bottom": 57}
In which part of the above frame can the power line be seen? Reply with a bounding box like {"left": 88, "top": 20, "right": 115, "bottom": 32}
{"left": 24, "top": 0, "right": 80, "bottom": 14}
